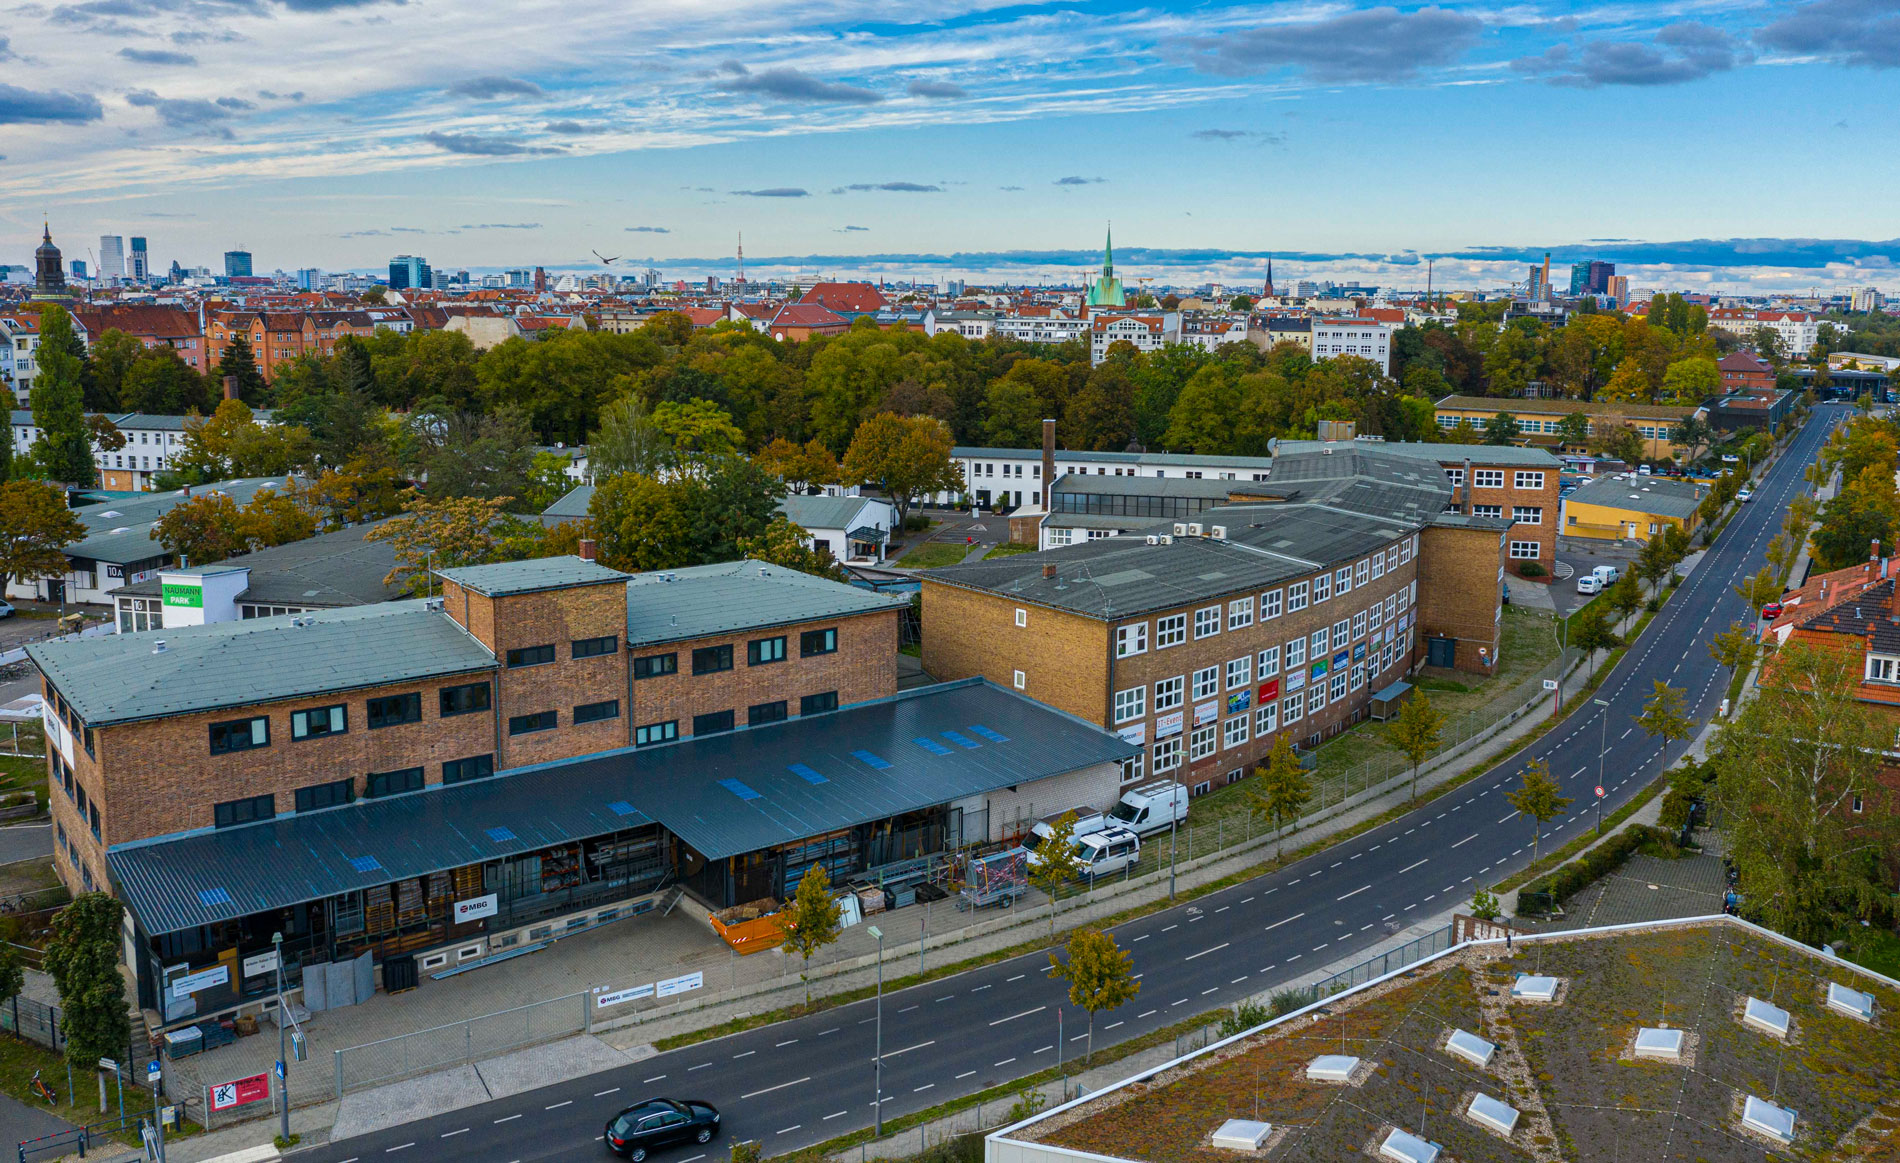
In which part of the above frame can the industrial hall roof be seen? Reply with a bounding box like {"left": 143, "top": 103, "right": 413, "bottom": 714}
{"left": 63, "top": 477, "right": 292, "bottom": 566}
{"left": 106, "top": 679, "right": 1137, "bottom": 936}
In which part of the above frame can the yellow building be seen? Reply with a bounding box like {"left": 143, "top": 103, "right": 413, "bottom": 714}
{"left": 1561, "top": 473, "right": 1705, "bottom": 542}
{"left": 1432, "top": 395, "right": 1705, "bottom": 462}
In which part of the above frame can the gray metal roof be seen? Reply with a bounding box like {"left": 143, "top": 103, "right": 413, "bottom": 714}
{"left": 778, "top": 493, "right": 886, "bottom": 532}
{"left": 541, "top": 482, "right": 595, "bottom": 524}
{"left": 1272, "top": 439, "right": 1564, "bottom": 467}
{"left": 1564, "top": 473, "right": 1705, "bottom": 520}
{"left": 952, "top": 445, "right": 1275, "bottom": 471}
{"left": 27, "top": 601, "right": 495, "bottom": 726}
{"left": 106, "top": 679, "right": 1136, "bottom": 935}
{"left": 66, "top": 478, "right": 293, "bottom": 566}
{"left": 624, "top": 558, "right": 909, "bottom": 648}
{"left": 435, "top": 555, "right": 628, "bottom": 596}
{"left": 111, "top": 519, "right": 401, "bottom": 607}
{"left": 1053, "top": 476, "right": 1245, "bottom": 501}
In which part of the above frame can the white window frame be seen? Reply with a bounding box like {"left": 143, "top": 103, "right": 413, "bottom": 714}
{"left": 1474, "top": 469, "right": 1504, "bottom": 488}
{"left": 1350, "top": 664, "right": 1366, "bottom": 692}
{"left": 1261, "top": 588, "right": 1283, "bottom": 620}
{"left": 1869, "top": 657, "right": 1897, "bottom": 683}
{"left": 1156, "top": 613, "right": 1187, "bottom": 649}
{"left": 1510, "top": 540, "right": 1541, "bottom": 560}
{"left": 1352, "top": 611, "right": 1367, "bottom": 640}
{"left": 1512, "top": 506, "right": 1543, "bottom": 525}
{"left": 1226, "top": 655, "right": 1252, "bottom": 690}
{"left": 1113, "top": 686, "right": 1146, "bottom": 724}
{"left": 1228, "top": 596, "right": 1254, "bottom": 630}
{"left": 1223, "top": 715, "right": 1249, "bottom": 749}
{"left": 1155, "top": 675, "right": 1185, "bottom": 712}
{"left": 1286, "top": 637, "right": 1307, "bottom": 668}
{"left": 1013, "top": 669, "right": 1026, "bottom": 690}
{"left": 1257, "top": 645, "right": 1280, "bottom": 679}
{"left": 1313, "top": 572, "right": 1332, "bottom": 603}
{"left": 1153, "top": 736, "right": 1182, "bottom": 773}
{"left": 1189, "top": 723, "right": 1218, "bottom": 761}
{"left": 1194, "top": 606, "right": 1222, "bottom": 640}
{"left": 1309, "top": 679, "right": 1326, "bottom": 711}
{"left": 1333, "top": 619, "right": 1351, "bottom": 646}
{"left": 1473, "top": 504, "right": 1503, "bottom": 519}
{"left": 1193, "top": 665, "right": 1220, "bottom": 701}
{"left": 1255, "top": 702, "right": 1278, "bottom": 736}
{"left": 1120, "top": 752, "right": 1145, "bottom": 784}
{"left": 1355, "top": 560, "right": 1369, "bottom": 588}
{"left": 1369, "top": 603, "right": 1383, "bottom": 633}
{"left": 1311, "top": 627, "right": 1330, "bottom": 656}
{"left": 1371, "top": 551, "right": 1385, "bottom": 580}
{"left": 1282, "top": 691, "right": 1305, "bottom": 724}
{"left": 1329, "top": 672, "right": 1347, "bottom": 703}
{"left": 1514, "top": 470, "right": 1545, "bottom": 489}
{"left": 1286, "top": 582, "right": 1309, "bottom": 612}
{"left": 1015, "top": 608, "right": 1027, "bottom": 627}
{"left": 1116, "top": 622, "right": 1148, "bottom": 658}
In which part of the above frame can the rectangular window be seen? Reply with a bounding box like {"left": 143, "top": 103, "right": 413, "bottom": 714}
{"left": 1330, "top": 673, "right": 1348, "bottom": 703}
{"left": 1153, "top": 736, "right": 1182, "bottom": 773}
{"left": 801, "top": 691, "right": 840, "bottom": 715}
{"left": 1155, "top": 676, "right": 1185, "bottom": 711}
{"left": 1120, "top": 752, "right": 1145, "bottom": 784}
{"left": 1473, "top": 504, "right": 1504, "bottom": 519}
{"left": 1228, "top": 596, "right": 1254, "bottom": 630}
{"left": 1189, "top": 723, "right": 1218, "bottom": 761}
{"left": 749, "top": 700, "right": 788, "bottom": 725}
{"left": 1313, "top": 572, "right": 1332, "bottom": 603}
{"left": 366, "top": 766, "right": 425, "bottom": 798}
{"left": 1371, "top": 551, "right": 1385, "bottom": 580}
{"left": 1255, "top": 702, "right": 1279, "bottom": 736}
{"left": 1309, "top": 680, "right": 1326, "bottom": 711}
{"left": 1286, "top": 637, "right": 1307, "bottom": 668}
{"left": 800, "top": 628, "right": 838, "bottom": 656}
{"left": 506, "top": 643, "right": 555, "bottom": 668}
{"left": 507, "top": 710, "right": 557, "bottom": 735}
{"left": 1194, "top": 607, "right": 1221, "bottom": 639}
{"left": 1223, "top": 715, "right": 1249, "bottom": 749}
{"left": 1445, "top": 468, "right": 1466, "bottom": 485}
{"left": 1514, "top": 471, "right": 1545, "bottom": 489}
{"left": 1117, "top": 623, "right": 1149, "bottom": 658}
{"left": 1352, "top": 612, "right": 1367, "bottom": 641}
{"left": 1335, "top": 567, "right": 1353, "bottom": 595}
{"left": 1226, "top": 655, "right": 1252, "bottom": 690}
{"left": 290, "top": 704, "right": 346, "bottom": 741}
{"left": 1475, "top": 469, "right": 1504, "bottom": 488}
{"left": 1193, "top": 666, "right": 1220, "bottom": 701}
{"left": 692, "top": 645, "right": 734, "bottom": 675}
{"left": 635, "top": 720, "right": 678, "bottom": 747}
{"left": 1261, "top": 589, "right": 1283, "bottom": 620}
{"left": 693, "top": 709, "right": 736, "bottom": 735}
{"left": 367, "top": 692, "right": 422, "bottom": 729}
{"left": 1369, "top": 603, "right": 1383, "bottom": 633}
{"left": 1355, "top": 560, "right": 1369, "bottom": 587}
{"left": 747, "top": 637, "right": 787, "bottom": 666}
{"left": 1350, "top": 664, "right": 1366, "bottom": 693}
{"left": 1113, "top": 686, "right": 1146, "bottom": 724}
{"left": 632, "top": 652, "right": 677, "bottom": 680}
{"left": 1156, "top": 614, "right": 1187, "bottom": 648}
{"left": 1386, "top": 593, "right": 1398, "bottom": 622}
{"left": 214, "top": 793, "right": 274, "bottom": 828}
{"left": 572, "top": 634, "right": 618, "bottom": 659}
{"left": 1512, "top": 506, "right": 1543, "bottom": 525}
{"left": 1257, "top": 645, "right": 1281, "bottom": 679}
{"left": 439, "top": 682, "right": 491, "bottom": 717}
{"left": 1510, "top": 540, "right": 1541, "bottom": 560}
{"left": 1311, "top": 628, "right": 1330, "bottom": 657}
{"left": 1287, "top": 582, "right": 1309, "bottom": 612}
{"left": 294, "top": 778, "right": 354, "bottom": 812}
{"left": 574, "top": 699, "right": 620, "bottom": 724}
{"left": 443, "top": 754, "right": 495, "bottom": 784}
{"left": 209, "top": 716, "right": 269, "bottom": 755}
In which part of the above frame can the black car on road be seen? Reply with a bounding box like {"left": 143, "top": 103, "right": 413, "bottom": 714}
{"left": 603, "top": 1097, "right": 721, "bottom": 1160}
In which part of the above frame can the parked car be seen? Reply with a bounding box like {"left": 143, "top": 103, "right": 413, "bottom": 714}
{"left": 604, "top": 1098, "right": 720, "bottom": 1160}
{"left": 1023, "top": 808, "right": 1110, "bottom": 853}
{"left": 1637, "top": 464, "right": 1653, "bottom": 476}
{"left": 1110, "top": 781, "right": 1189, "bottom": 836}
{"left": 1576, "top": 575, "right": 1602, "bottom": 595}
{"left": 0, "top": 600, "right": 13, "bottom": 618}
{"left": 1721, "top": 454, "right": 1740, "bottom": 464}
{"left": 1738, "top": 489, "right": 1753, "bottom": 502}
{"left": 1761, "top": 602, "right": 1783, "bottom": 620}
{"left": 1074, "top": 827, "right": 1142, "bottom": 879}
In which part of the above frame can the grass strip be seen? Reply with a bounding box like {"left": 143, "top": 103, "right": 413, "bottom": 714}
{"left": 1487, "top": 777, "right": 1667, "bottom": 895}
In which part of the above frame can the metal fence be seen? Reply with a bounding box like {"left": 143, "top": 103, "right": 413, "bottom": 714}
{"left": 333, "top": 992, "right": 588, "bottom": 1096}
{"left": 0, "top": 993, "right": 63, "bottom": 1054}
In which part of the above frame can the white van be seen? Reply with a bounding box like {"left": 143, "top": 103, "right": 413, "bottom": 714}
{"left": 1023, "top": 808, "right": 1109, "bottom": 854}
{"left": 1575, "top": 575, "right": 1602, "bottom": 595}
{"left": 1592, "top": 565, "right": 1621, "bottom": 585}
{"left": 1110, "top": 781, "right": 1189, "bottom": 836}
{"left": 1073, "top": 828, "right": 1142, "bottom": 879}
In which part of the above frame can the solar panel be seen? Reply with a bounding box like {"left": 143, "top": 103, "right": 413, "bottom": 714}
{"left": 608, "top": 800, "right": 639, "bottom": 816}
{"left": 485, "top": 826, "right": 517, "bottom": 843}
{"left": 718, "top": 777, "right": 764, "bottom": 801}
{"left": 969, "top": 725, "right": 1009, "bottom": 743}
{"left": 851, "top": 749, "right": 893, "bottom": 770}
{"left": 197, "top": 887, "right": 232, "bottom": 908}
{"left": 942, "top": 730, "right": 981, "bottom": 749}
{"left": 913, "top": 737, "right": 953, "bottom": 756}
{"left": 348, "top": 856, "right": 382, "bottom": 874}
{"left": 788, "top": 763, "right": 828, "bottom": 785}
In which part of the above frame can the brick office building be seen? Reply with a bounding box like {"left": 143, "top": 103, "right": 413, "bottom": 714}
{"left": 923, "top": 444, "right": 1508, "bottom": 797}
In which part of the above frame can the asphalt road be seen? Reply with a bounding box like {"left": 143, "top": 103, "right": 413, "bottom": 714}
{"left": 294, "top": 408, "right": 1841, "bottom": 1163}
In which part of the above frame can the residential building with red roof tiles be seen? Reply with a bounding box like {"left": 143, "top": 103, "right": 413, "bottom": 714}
{"left": 769, "top": 303, "right": 851, "bottom": 342}
{"left": 70, "top": 305, "right": 208, "bottom": 373}
{"left": 800, "top": 282, "right": 890, "bottom": 315}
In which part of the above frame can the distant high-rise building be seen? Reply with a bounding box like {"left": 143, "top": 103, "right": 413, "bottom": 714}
{"left": 505, "top": 268, "right": 533, "bottom": 288}
{"left": 1295, "top": 280, "right": 1318, "bottom": 297}
{"left": 129, "top": 237, "right": 149, "bottom": 281}
{"left": 224, "top": 249, "right": 253, "bottom": 278}
{"left": 99, "top": 235, "right": 126, "bottom": 280}
{"left": 1568, "top": 261, "right": 1591, "bottom": 297}
{"left": 1587, "top": 261, "right": 1615, "bottom": 296}
{"left": 1851, "top": 287, "right": 1884, "bottom": 313}
{"left": 297, "top": 268, "right": 322, "bottom": 291}
{"left": 1606, "top": 275, "right": 1630, "bottom": 306}
{"left": 71, "top": 259, "right": 89, "bottom": 281}
{"left": 387, "top": 254, "right": 431, "bottom": 291}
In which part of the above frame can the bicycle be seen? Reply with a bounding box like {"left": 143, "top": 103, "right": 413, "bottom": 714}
{"left": 30, "top": 1069, "right": 55, "bottom": 1105}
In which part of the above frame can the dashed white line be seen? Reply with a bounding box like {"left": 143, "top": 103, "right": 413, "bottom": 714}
{"left": 495, "top": 1115, "right": 522, "bottom": 1124}
{"left": 1034, "top": 1045, "right": 1055, "bottom": 1054}
{"left": 1396, "top": 859, "right": 1428, "bottom": 875}
{"left": 778, "top": 1125, "right": 802, "bottom": 1135}
{"left": 776, "top": 1039, "right": 798, "bottom": 1047}
{"left": 886, "top": 1041, "right": 936, "bottom": 1057}
{"left": 1313, "top": 942, "right": 1329, "bottom": 951}
{"left": 1285, "top": 953, "right": 1302, "bottom": 962}
{"left": 594, "top": 1087, "right": 621, "bottom": 1097}
{"left": 995, "top": 1057, "right": 1017, "bottom": 1066}
{"left": 440, "top": 1129, "right": 468, "bottom": 1139}
{"left": 1007, "top": 974, "right": 1026, "bottom": 982}
{"left": 546, "top": 1100, "right": 572, "bottom": 1110}
{"left": 1450, "top": 833, "right": 1478, "bottom": 848}
{"left": 1263, "top": 912, "right": 1306, "bottom": 932}
{"left": 741, "top": 1076, "right": 812, "bottom": 1099}
{"left": 689, "top": 1063, "right": 712, "bottom": 1071}
{"left": 384, "top": 1145, "right": 413, "bottom": 1154}
{"left": 1138, "top": 1010, "right": 1157, "bottom": 1018}
{"left": 1202, "top": 987, "right": 1220, "bottom": 995}
{"left": 914, "top": 1084, "right": 935, "bottom": 1093}
{"left": 1336, "top": 884, "right": 1370, "bottom": 900}
{"left": 1497, "top": 811, "right": 1517, "bottom": 824}
{"left": 1232, "top": 975, "right": 1249, "bottom": 984}
{"left": 1185, "top": 942, "right": 1231, "bottom": 961}
{"left": 1133, "top": 934, "right": 1149, "bottom": 942}
{"left": 734, "top": 1050, "right": 755, "bottom": 1059}
{"left": 824, "top": 1111, "right": 848, "bottom": 1120}
{"left": 957, "top": 1071, "right": 977, "bottom": 1079}
{"left": 992, "top": 1007, "right": 1045, "bottom": 1027}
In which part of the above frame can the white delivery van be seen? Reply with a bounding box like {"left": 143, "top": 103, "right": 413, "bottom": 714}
{"left": 1575, "top": 575, "right": 1602, "bottom": 595}
{"left": 1592, "top": 565, "right": 1621, "bottom": 584}
{"left": 1023, "top": 808, "right": 1109, "bottom": 855}
{"left": 1110, "top": 781, "right": 1189, "bottom": 836}
{"left": 1073, "top": 827, "right": 1142, "bottom": 879}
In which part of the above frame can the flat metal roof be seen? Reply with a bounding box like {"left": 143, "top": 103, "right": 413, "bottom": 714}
{"left": 624, "top": 558, "right": 908, "bottom": 648}
{"left": 106, "top": 679, "right": 1135, "bottom": 936}
{"left": 434, "top": 555, "right": 628, "bottom": 596}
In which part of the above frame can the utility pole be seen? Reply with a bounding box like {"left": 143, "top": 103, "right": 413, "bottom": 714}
{"left": 1169, "top": 811, "right": 1178, "bottom": 901}
{"left": 869, "top": 925, "right": 884, "bottom": 1137}
{"left": 1593, "top": 698, "right": 1610, "bottom": 803}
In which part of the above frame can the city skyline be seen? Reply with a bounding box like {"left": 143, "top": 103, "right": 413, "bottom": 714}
{"left": 2, "top": 0, "right": 1897, "bottom": 290}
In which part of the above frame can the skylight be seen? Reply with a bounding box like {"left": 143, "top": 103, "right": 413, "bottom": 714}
{"left": 718, "top": 777, "right": 763, "bottom": 801}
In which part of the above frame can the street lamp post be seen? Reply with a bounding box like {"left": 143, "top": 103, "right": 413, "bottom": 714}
{"left": 1593, "top": 698, "right": 1610, "bottom": 801}
{"left": 1168, "top": 812, "right": 1178, "bottom": 902}
{"left": 869, "top": 924, "right": 885, "bottom": 1137}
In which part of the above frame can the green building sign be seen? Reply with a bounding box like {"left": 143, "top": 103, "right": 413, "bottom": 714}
{"left": 162, "top": 582, "right": 203, "bottom": 608}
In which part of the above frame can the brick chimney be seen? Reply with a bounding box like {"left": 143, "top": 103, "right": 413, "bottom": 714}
{"left": 1461, "top": 456, "right": 1474, "bottom": 514}
{"left": 222, "top": 375, "right": 238, "bottom": 401}
{"left": 578, "top": 538, "right": 597, "bottom": 562}
{"left": 1873, "top": 539, "right": 1883, "bottom": 563}
{"left": 1042, "top": 563, "right": 1056, "bottom": 579}
{"left": 1040, "top": 418, "right": 1057, "bottom": 511}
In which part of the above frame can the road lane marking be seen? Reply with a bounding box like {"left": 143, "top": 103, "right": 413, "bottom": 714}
{"left": 778, "top": 1125, "right": 802, "bottom": 1134}
{"left": 1133, "top": 934, "right": 1149, "bottom": 942}
{"left": 440, "top": 1130, "right": 468, "bottom": 1139}
{"left": 1162, "top": 924, "right": 1179, "bottom": 932}
{"left": 1034, "top": 1045, "right": 1054, "bottom": 1053}
{"left": 594, "top": 1087, "right": 621, "bottom": 1097}
{"left": 1232, "top": 975, "right": 1249, "bottom": 984}
{"left": 992, "top": 1007, "right": 1045, "bottom": 1026}
{"left": 1104, "top": 1021, "right": 1124, "bottom": 1030}
{"left": 1215, "top": 906, "right": 1229, "bottom": 913}
{"left": 899, "top": 1005, "right": 920, "bottom": 1013}
{"left": 1007, "top": 975, "right": 1025, "bottom": 982}
{"left": 1138, "top": 1010, "right": 1157, "bottom": 1018}
{"left": 546, "top": 1100, "right": 572, "bottom": 1110}
{"left": 741, "top": 1076, "right": 812, "bottom": 1099}
{"left": 1202, "top": 987, "right": 1220, "bottom": 995}
{"left": 825, "top": 1111, "right": 848, "bottom": 1120}
{"left": 1313, "top": 942, "right": 1329, "bottom": 951}
{"left": 1263, "top": 912, "right": 1306, "bottom": 932}
{"left": 734, "top": 1050, "right": 755, "bottom": 1058}
{"left": 777, "top": 1039, "right": 798, "bottom": 1047}
{"left": 689, "top": 1063, "right": 712, "bottom": 1071}
{"left": 1450, "top": 833, "right": 1478, "bottom": 848}
{"left": 995, "top": 1057, "right": 1016, "bottom": 1066}
{"left": 914, "top": 1084, "right": 935, "bottom": 1093}
{"left": 385, "top": 1145, "right": 413, "bottom": 1154}
{"left": 1286, "top": 954, "right": 1302, "bottom": 962}
{"left": 957, "top": 1071, "right": 977, "bottom": 1079}
{"left": 886, "top": 1041, "right": 936, "bottom": 1057}
{"left": 1396, "top": 859, "right": 1428, "bottom": 875}
{"left": 495, "top": 1115, "right": 522, "bottom": 1123}
{"left": 1185, "top": 942, "right": 1231, "bottom": 961}
{"left": 1336, "top": 885, "right": 1370, "bottom": 900}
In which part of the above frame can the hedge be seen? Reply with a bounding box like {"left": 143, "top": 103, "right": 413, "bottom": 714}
{"left": 1515, "top": 824, "right": 1681, "bottom": 915}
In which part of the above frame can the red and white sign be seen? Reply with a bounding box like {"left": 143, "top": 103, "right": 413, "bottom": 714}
{"left": 209, "top": 1072, "right": 270, "bottom": 1111}
{"left": 1594, "top": 785, "right": 1606, "bottom": 799}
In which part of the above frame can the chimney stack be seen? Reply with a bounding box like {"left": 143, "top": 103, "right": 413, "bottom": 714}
{"left": 1042, "top": 563, "right": 1056, "bottom": 580}
{"left": 578, "top": 537, "right": 597, "bottom": 562}
{"left": 1461, "top": 456, "right": 1474, "bottom": 514}
{"left": 222, "top": 375, "right": 238, "bottom": 401}
{"left": 1041, "top": 418, "right": 1057, "bottom": 511}
{"left": 1873, "top": 539, "right": 1883, "bottom": 563}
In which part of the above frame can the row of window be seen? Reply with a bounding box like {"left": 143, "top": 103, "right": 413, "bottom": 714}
{"left": 212, "top": 752, "right": 499, "bottom": 827}
{"left": 632, "top": 627, "right": 838, "bottom": 680}
{"left": 209, "top": 682, "right": 493, "bottom": 754}
{"left": 634, "top": 691, "right": 838, "bottom": 747}
{"left": 1117, "top": 560, "right": 1418, "bottom": 659}
{"left": 1443, "top": 469, "right": 1547, "bottom": 490}
{"left": 1465, "top": 505, "right": 1544, "bottom": 525}
{"left": 508, "top": 699, "right": 620, "bottom": 736}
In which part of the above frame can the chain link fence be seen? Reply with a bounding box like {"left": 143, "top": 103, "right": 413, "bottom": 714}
{"left": 332, "top": 993, "right": 589, "bottom": 1095}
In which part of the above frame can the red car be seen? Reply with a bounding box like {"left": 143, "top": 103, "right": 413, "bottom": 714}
{"left": 1760, "top": 602, "right": 1783, "bottom": 620}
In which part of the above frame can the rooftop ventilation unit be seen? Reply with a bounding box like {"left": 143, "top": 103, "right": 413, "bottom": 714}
{"left": 1377, "top": 1128, "right": 1441, "bottom": 1163}
{"left": 1826, "top": 982, "right": 1875, "bottom": 1022}
{"left": 1445, "top": 1028, "right": 1496, "bottom": 1068}
{"left": 1305, "top": 1055, "right": 1359, "bottom": 1082}
{"left": 1160, "top": 535, "right": 1174, "bottom": 545}
{"left": 1741, "top": 1095, "right": 1796, "bottom": 1143}
{"left": 1467, "top": 1093, "right": 1520, "bottom": 1136}
{"left": 1146, "top": 535, "right": 1159, "bottom": 545}
{"left": 1174, "top": 522, "right": 1189, "bottom": 536}
{"left": 1634, "top": 1027, "right": 1684, "bottom": 1060}
{"left": 1186, "top": 522, "right": 1204, "bottom": 537}
{"left": 1511, "top": 974, "right": 1559, "bottom": 1001}
{"left": 1210, "top": 525, "right": 1228, "bottom": 539}
{"left": 1742, "top": 996, "right": 1791, "bottom": 1038}
{"left": 1209, "top": 1119, "right": 1271, "bottom": 1151}
{"left": 151, "top": 640, "right": 167, "bottom": 654}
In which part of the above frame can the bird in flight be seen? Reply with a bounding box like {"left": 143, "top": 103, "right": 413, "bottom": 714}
{"left": 592, "top": 249, "right": 619, "bottom": 265}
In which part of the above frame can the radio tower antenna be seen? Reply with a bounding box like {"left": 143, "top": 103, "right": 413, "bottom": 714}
{"left": 737, "top": 231, "right": 745, "bottom": 285}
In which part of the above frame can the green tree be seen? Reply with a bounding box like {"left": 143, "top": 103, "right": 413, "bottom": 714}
{"left": 1556, "top": 411, "right": 1592, "bottom": 447}
{"left": 401, "top": 406, "right": 537, "bottom": 505}
{"left": 1635, "top": 535, "right": 1673, "bottom": 597}
{"left": 1607, "top": 571, "right": 1642, "bottom": 628}
{"left": 1503, "top": 758, "right": 1572, "bottom": 864}
{"left": 0, "top": 481, "right": 85, "bottom": 592}
{"left": 1668, "top": 414, "right": 1715, "bottom": 463}
{"left": 775, "top": 863, "right": 843, "bottom": 1005}
{"left": 173, "top": 399, "right": 313, "bottom": 482}
{"left": 1483, "top": 412, "right": 1521, "bottom": 444}
{"left": 841, "top": 413, "right": 962, "bottom": 529}
{"left": 1713, "top": 641, "right": 1897, "bottom": 942}
{"left": 28, "top": 306, "right": 95, "bottom": 486}
{"left": 42, "top": 893, "right": 132, "bottom": 1083}
{"left": 86, "top": 329, "right": 145, "bottom": 411}
{"left": 1047, "top": 927, "right": 1140, "bottom": 1065}
{"left": 150, "top": 492, "right": 245, "bottom": 565}
{"left": 1389, "top": 691, "right": 1444, "bottom": 803}
{"left": 214, "top": 334, "right": 267, "bottom": 404}
{"left": 1660, "top": 357, "right": 1720, "bottom": 405}
{"left": 1570, "top": 602, "right": 1618, "bottom": 668}
{"left": 734, "top": 516, "right": 848, "bottom": 581}
{"left": 119, "top": 347, "right": 211, "bottom": 414}
{"left": 980, "top": 378, "right": 1043, "bottom": 447}
{"left": 1228, "top": 294, "right": 1254, "bottom": 312}
{"left": 588, "top": 395, "right": 670, "bottom": 478}
{"left": 1708, "top": 624, "right": 1758, "bottom": 692}
{"left": 1248, "top": 735, "right": 1312, "bottom": 858}
{"left": 753, "top": 438, "right": 839, "bottom": 495}
{"left": 1027, "top": 811, "right": 1082, "bottom": 935}
{"left": 1733, "top": 565, "right": 1781, "bottom": 611}
{"left": 367, "top": 493, "right": 542, "bottom": 595}
{"left": 651, "top": 398, "right": 745, "bottom": 456}
{"left": 1634, "top": 681, "right": 1694, "bottom": 783}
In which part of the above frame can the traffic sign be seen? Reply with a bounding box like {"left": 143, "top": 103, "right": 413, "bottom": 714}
{"left": 146, "top": 1061, "right": 161, "bottom": 1083}
{"left": 1542, "top": 679, "right": 1559, "bottom": 691}
{"left": 1595, "top": 785, "right": 1606, "bottom": 798}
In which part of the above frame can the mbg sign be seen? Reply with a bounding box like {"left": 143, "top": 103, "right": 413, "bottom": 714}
{"left": 454, "top": 894, "right": 499, "bottom": 923}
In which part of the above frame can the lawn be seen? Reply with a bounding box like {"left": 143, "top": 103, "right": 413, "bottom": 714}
{"left": 0, "top": 1033, "right": 148, "bottom": 1146}
{"left": 897, "top": 541, "right": 975, "bottom": 569}
{"left": 983, "top": 543, "right": 1035, "bottom": 560}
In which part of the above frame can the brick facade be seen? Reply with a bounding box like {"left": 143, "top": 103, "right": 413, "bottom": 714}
{"left": 921, "top": 586, "right": 1109, "bottom": 724}
{"left": 1440, "top": 459, "right": 1559, "bottom": 575}
{"left": 1414, "top": 524, "right": 1507, "bottom": 673}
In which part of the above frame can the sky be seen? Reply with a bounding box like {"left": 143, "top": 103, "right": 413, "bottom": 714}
{"left": 2, "top": 0, "right": 1899, "bottom": 292}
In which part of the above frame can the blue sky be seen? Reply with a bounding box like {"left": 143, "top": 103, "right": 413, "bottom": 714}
{"left": 3, "top": 0, "right": 1898, "bottom": 291}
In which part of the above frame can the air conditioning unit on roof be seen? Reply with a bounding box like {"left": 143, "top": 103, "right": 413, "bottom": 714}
{"left": 1210, "top": 525, "right": 1228, "bottom": 539}
{"left": 1173, "top": 522, "right": 1188, "bottom": 536}
{"left": 1187, "top": 522, "right": 1204, "bottom": 537}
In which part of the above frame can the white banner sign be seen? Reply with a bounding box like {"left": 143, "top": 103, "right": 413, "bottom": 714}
{"left": 1193, "top": 700, "right": 1218, "bottom": 726}
{"left": 656, "top": 971, "right": 703, "bottom": 999}
{"left": 1154, "top": 711, "right": 1183, "bottom": 740}
{"left": 241, "top": 950, "right": 279, "bottom": 978}
{"left": 169, "top": 965, "right": 229, "bottom": 1000}
{"left": 1116, "top": 724, "right": 1146, "bottom": 745}
{"left": 594, "top": 984, "right": 655, "bottom": 1009}
{"left": 454, "top": 894, "right": 499, "bottom": 923}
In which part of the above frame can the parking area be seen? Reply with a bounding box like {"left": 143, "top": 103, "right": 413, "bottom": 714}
{"left": 1549, "top": 538, "right": 1645, "bottom": 617}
